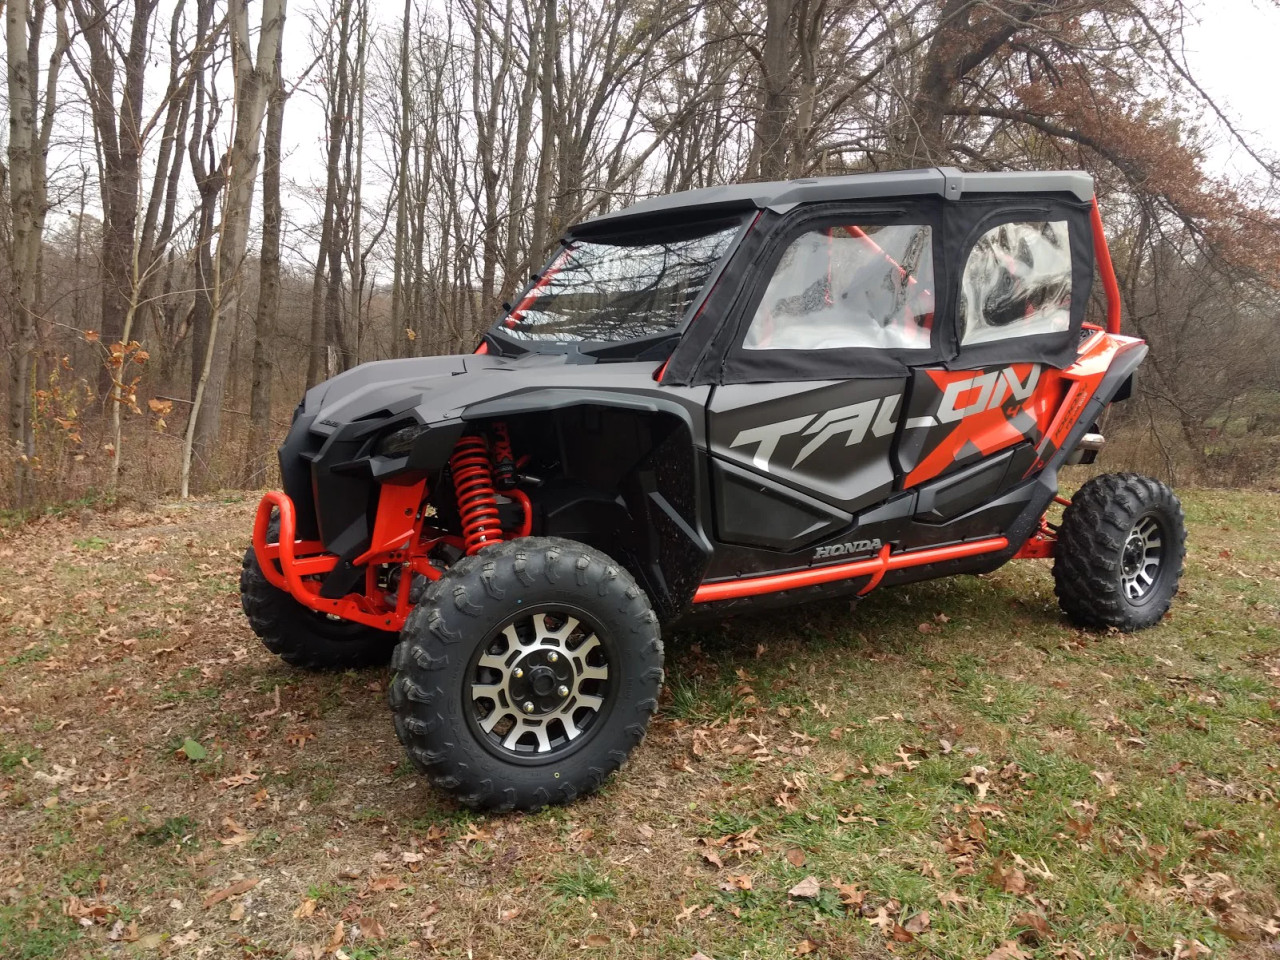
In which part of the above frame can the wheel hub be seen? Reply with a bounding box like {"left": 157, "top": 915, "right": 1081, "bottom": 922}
{"left": 469, "top": 610, "right": 611, "bottom": 757}
{"left": 1121, "top": 514, "right": 1164, "bottom": 601}
{"left": 508, "top": 650, "right": 574, "bottom": 715}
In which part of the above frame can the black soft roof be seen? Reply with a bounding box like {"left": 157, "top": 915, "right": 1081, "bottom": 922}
{"left": 576, "top": 166, "right": 1093, "bottom": 231}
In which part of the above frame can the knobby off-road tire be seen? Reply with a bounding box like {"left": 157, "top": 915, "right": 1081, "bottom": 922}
{"left": 388, "top": 537, "right": 663, "bottom": 811}
{"left": 1053, "top": 472, "right": 1186, "bottom": 631}
{"left": 240, "top": 525, "right": 398, "bottom": 670}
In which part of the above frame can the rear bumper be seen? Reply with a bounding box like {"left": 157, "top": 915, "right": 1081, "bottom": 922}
{"left": 253, "top": 491, "right": 404, "bottom": 631}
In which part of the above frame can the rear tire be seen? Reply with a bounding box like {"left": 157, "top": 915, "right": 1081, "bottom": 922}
{"left": 388, "top": 537, "right": 663, "bottom": 811}
{"left": 240, "top": 531, "right": 398, "bottom": 670}
{"left": 1053, "top": 472, "right": 1186, "bottom": 631}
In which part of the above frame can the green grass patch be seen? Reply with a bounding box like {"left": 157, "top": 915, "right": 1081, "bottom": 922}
{"left": 549, "top": 863, "right": 617, "bottom": 902}
{"left": 0, "top": 899, "right": 81, "bottom": 959}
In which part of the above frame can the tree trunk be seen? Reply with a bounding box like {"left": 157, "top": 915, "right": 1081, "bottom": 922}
{"left": 6, "top": 0, "right": 39, "bottom": 505}
{"left": 754, "top": 0, "right": 791, "bottom": 181}
{"left": 528, "top": 0, "right": 557, "bottom": 267}
{"left": 390, "top": 0, "right": 411, "bottom": 356}
{"left": 246, "top": 41, "right": 286, "bottom": 488}
{"left": 183, "top": 0, "right": 286, "bottom": 497}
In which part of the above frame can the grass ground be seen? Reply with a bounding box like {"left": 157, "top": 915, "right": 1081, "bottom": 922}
{"left": 0, "top": 488, "right": 1277, "bottom": 960}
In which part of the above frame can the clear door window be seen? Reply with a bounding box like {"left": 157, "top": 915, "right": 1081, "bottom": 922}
{"left": 743, "top": 224, "right": 934, "bottom": 351}
{"left": 959, "top": 221, "right": 1071, "bottom": 344}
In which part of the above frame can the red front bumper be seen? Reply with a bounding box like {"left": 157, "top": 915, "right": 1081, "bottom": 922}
{"left": 252, "top": 491, "right": 413, "bottom": 632}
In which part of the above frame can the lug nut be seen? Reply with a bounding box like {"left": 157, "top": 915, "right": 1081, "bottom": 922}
{"left": 557, "top": 685, "right": 569, "bottom": 698}
{"left": 522, "top": 701, "right": 535, "bottom": 714}
{"left": 547, "top": 652, "right": 559, "bottom": 663}
{"left": 513, "top": 667, "right": 524, "bottom": 679}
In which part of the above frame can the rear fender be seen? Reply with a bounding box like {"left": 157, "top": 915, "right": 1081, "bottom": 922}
{"left": 1029, "top": 333, "right": 1147, "bottom": 475}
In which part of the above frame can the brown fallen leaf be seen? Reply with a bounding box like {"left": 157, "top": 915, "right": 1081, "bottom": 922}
{"left": 702, "top": 849, "right": 724, "bottom": 870}
{"left": 987, "top": 859, "right": 1028, "bottom": 895}
{"left": 833, "top": 881, "right": 865, "bottom": 908}
{"left": 785, "top": 847, "right": 806, "bottom": 867}
{"left": 326, "top": 920, "right": 345, "bottom": 951}
{"left": 64, "top": 896, "right": 115, "bottom": 922}
{"left": 584, "top": 934, "right": 610, "bottom": 947}
{"left": 229, "top": 902, "right": 246, "bottom": 922}
{"left": 293, "top": 898, "right": 317, "bottom": 919}
{"left": 203, "top": 877, "right": 259, "bottom": 908}
{"left": 937, "top": 889, "right": 969, "bottom": 909}
{"left": 904, "top": 910, "right": 931, "bottom": 934}
{"left": 500, "top": 908, "right": 521, "bottom": 922}
{"left": 362, "top": 918, "right": 386, "bottom": 939}
{"left": 788, "top": 875, "right": 821, "bottom": 900}
{"left": 868, "top": 905, "right": 894, "bottom": 932}
{"left": 794, "top": 939, "right": 819, "bottom": 955}
{"left": 962, "top": 766, "right": 990, "bottom": 799}
{"left": 1012, "top": 911, "right": 1052, "bottom": 944}
{"left": 218, "top": 821, "right": 256, "bottom": 846}
{"left": 457, "top": 824, "right": 493, "bottom": 846}
{"left": 368, "top": 877, "right": 407, "bottom": 892}
{"left": 985, "top": 940, "right": 1030, "bottom": 960}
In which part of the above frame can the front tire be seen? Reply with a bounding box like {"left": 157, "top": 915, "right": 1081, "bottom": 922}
{"left": 388, "top": 537, "right": 663, "bottom": 811}
{"left": 1053, "top": 473, "right": 1186, "bottom": 631}
{"left": 240, "top": 541, "right": 398, "bottom": 670}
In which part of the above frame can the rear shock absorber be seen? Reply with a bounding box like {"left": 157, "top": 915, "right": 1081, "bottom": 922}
{"left": 450, "top": 435, "right": 504, "bottom": 555}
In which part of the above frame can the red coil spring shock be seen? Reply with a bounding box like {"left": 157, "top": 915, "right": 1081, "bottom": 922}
{"left": 450, "top": 435, "right": 503, "bottom": 555}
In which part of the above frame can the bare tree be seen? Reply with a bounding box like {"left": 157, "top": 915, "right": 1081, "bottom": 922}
{"left": 182, "top": 0, "right": 287, "bottom": 496}
{"left": 244, "top": 36, "right": 286, "bottom": 487}
{"left": 5, "top": 0, "right": 68, "bottom": 505}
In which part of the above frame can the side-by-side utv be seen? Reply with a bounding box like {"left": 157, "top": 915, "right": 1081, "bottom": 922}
{"left": 242, "top": 167, "right": 1186, "bottom": 810}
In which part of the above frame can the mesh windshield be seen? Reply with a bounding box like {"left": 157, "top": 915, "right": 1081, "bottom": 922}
{"left": 498, "top": 220, "right": 740, "bottom": 343}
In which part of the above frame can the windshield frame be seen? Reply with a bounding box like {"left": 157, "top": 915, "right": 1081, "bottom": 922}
{"left": 485, "top": 212, "right": 752, "bottom": 359}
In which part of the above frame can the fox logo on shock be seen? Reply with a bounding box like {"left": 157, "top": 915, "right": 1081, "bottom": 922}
{"left": 730, "top": 395, "right": 900, "bottom": 471}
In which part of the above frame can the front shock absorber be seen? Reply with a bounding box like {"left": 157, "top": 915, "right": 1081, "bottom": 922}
{"left": 450, "top": 435, "right": 504, "bottom": 555}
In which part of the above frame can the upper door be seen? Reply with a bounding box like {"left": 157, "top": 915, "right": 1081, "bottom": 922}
{"left": 715, "top": 198, "right": 950, "bottom": 384}
{"left": 896, "top": 197, "right": 1097, "bottom": 492}
{"left": 705, "top": 202, "right": 947, "bottom": 547}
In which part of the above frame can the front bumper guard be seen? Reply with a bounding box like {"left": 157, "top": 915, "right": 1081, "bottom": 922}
{"left": 252, "top": 489, "right": 417, "bottom": 632}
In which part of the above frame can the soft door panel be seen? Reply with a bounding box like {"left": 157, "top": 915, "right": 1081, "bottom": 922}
{"left": 896, "top": 363, "right": 1061, "bottom": 489}
{"left": 708, "top": 378, "right": 907, "bottom": 514}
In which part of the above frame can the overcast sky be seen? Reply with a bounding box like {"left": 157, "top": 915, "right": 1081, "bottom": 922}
{"left": 278, "top": 0, "right": 1280, "bottom": 197}
{"left": 1179, "top": 0, "right": 1280, "bottom": 180}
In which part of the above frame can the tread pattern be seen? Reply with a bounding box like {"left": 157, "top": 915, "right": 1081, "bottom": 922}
{"left": 1053, "top": 472, "right": 1186, "bottom": 631}
{"left": 388, "top": 536, "right": 663, "bottom": 811}
{"left": 240, "top": 541, "right": 397, "bottom": 670}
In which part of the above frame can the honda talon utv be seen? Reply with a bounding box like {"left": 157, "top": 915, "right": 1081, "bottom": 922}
{"left": 243, "top": 167, "right": 1186, "bottom": 810}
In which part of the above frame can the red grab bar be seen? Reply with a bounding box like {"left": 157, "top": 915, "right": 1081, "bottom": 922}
{"left": 1090, "top": 195, "right": 1122, "bottom": 335}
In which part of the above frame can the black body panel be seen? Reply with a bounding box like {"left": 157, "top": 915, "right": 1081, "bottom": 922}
{"left": 710, "top": 458, "right": 852, "bottom": 551}
{"left": 707, "top": 378, "right": 904, "bottom": 513}
{"left": 275, "top": 353, "right": 714, "bottom": 612}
